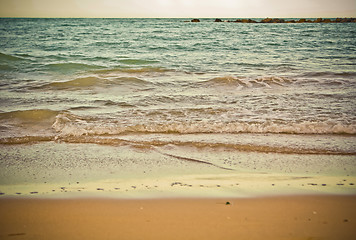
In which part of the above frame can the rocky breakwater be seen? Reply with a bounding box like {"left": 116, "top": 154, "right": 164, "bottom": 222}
{"left": 243, "top": 17, "right": 356, "bottom": 23}
{"left": 189, "top": 18, "right": 356, "bottom": 23}
{"left": 235, "top": 17, "right": 356, "bottom": 23}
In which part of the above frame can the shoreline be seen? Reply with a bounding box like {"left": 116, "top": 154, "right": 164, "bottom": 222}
{"left": 1, "top": 141, "right": 356, "bottom": 199}
{"left": 1, "top": 195, "right": 355, "bottom": 240}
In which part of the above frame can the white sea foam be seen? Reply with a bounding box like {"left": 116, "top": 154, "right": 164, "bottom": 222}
{"left": 202, "top": 75, "right": 293, "bottom": 88}
{"left": 52, "top": 112, "right": 356, "bottom": 136}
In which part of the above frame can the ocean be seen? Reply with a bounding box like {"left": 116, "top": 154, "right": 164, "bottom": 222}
{"left": 0, "top": 18, "right": 355, "bottom": 197}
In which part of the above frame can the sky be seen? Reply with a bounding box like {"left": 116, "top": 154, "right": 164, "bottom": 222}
{"left": 0, "top": 0, "right": 355, "bottom": 18}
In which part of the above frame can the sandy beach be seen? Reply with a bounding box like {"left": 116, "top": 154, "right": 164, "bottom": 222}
{"left": 0, "top": 195, "right": 355, "bottom": 240}
{"left": 1, "top": 15, "right": 356, "bottom": 240}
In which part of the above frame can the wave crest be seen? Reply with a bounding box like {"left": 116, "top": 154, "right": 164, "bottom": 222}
{"left": 118, "top": 59, "right": 160, "bottom": 65}
{"left": 302, "top": 71, "right": 356, "bottom": 78}
{"left": 0, "top": 109, "right": 60, "bottom": 122}
{"left": 93, "top": 67, "right": 171, "bottom": 75}
{"left": 45, "top": 62, "right": 103, "bottom": 73}
{"left": 52, "top": 113, "right": 356, "bottom": 137}
{"left": 0, "top": 52, "right": 24, "bottom": 62}
{"left": 40, "top": 76, "right": 149, "bottom": 90}
{"left": 203, "top": 76, "right": 292, "bottom": 88}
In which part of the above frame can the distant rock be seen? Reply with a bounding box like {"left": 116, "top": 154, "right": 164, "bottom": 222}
{"left": 261, "top": 18, "right": 273, "bottom": 23}
{"left": 240, "top": 19, "right": 257, "bottom": 23}
{"left": 334, "top": 18, "right": 356, "bottom": 23}
{"left": 261, "top": 18, "right": 285, "bottom": 23}
{"left": 193, "top": 17, "right": 356, "bottom": 24}
{"left": 297, "top": 18, "right": 307, "bottom": 23}
{"left": 313, "top": 18, "right": 333, "bottom": 23}
{"left": 233, "top": 19, "right": 257, "bottom": 23}
{"left": 274, "top": 18, "right": 285, "bottom": 23}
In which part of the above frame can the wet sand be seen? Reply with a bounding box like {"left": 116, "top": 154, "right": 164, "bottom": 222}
{"left": 1, "top": 142, "right": 356, "bottom": 198}
{"left": 1, "top": 195, "right": 355, "bottom": 240}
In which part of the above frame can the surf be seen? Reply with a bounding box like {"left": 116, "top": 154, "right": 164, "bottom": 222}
{"left": 38, "top": 76, "right": 150, "bottom": 90}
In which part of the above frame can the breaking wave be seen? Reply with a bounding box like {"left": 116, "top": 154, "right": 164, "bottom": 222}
{"left": 1, "top": 110, "right": 354, "bottom": 141}
{"left": 202, "top": 76, "right": 293, "bottom": 88}
{"left": 52, "top": 112, "right": 356, "bottom": 137}
{"left": 0, "top": 109, "right": 60, "bottom": 140}
{"left": 1, "top": 111, "right": 355, "bottom": 155}
{"left": 0, "top": 109, "right": 60, "bottom": 122}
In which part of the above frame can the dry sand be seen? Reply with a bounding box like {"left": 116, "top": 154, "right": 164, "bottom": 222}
{"left": 0, "top": 195, "right": 355, "bottom": 240}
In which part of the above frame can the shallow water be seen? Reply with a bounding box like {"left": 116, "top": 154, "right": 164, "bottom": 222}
{"left": 0, "top": 18, "right": 355, "bottom": 197}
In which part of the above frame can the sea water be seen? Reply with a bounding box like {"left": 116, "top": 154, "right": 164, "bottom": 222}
{"left": 0, "top": 18, "right": 355, "bottom": 197}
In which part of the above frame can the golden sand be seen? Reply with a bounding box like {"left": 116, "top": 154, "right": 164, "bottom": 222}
{"left": 1, "top": 195, "right": 355, "bottom": 240}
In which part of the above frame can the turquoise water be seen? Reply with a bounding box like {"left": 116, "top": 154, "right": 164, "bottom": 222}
{"left": 0, "top": 18, "right": 355, "bottom": 153}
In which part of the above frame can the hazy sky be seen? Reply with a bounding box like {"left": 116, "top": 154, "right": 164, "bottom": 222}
{"left": 0, "top": 0, "right": 355, "bottom": 18}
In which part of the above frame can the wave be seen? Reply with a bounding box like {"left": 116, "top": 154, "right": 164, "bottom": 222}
{"left": 43, "top": 76, "right": 107, "bottom": 89}
{"left": 91, "top": 41, "right": 121, "bottom": 47}
{"left": 93, "top": 67, "right": 172, "bottom": 75}
{"left": 301, "top": 71, "right": 356, "bottom": 78}
{"left": 14, "top": 53, "right": 33, "bottom": 58}
{"left": 1, "top": 134, "right": 353, "bottom": 156}
{"left": 44, "top": 62, "right": 104, "bottom": 73}
{"left": 0, "top": 109, "right": 60, "bottom": 122}
{"left": 0, "top": 109, "right": 60, "bottom": 139}
{"left": 1, "top": 111, "right": 355, "bottom": 155}
{"left": 0, "top": 64, "right": 14, "bottom": 71}
{"left": 69, "top": 106, "right": 99, "bottom": 111}
{"left": 118, "top": 59, "right": 160, "bottom": 65}
{"left": 52, "top": 113, "right": 356, "bottom": 136}
{"left": 204, "top": 76, "right": 243, "bottom": 85}
{"left": 94, "top": 100, "right": 135, "bottom": 107}
{"left": 202, "top": 76, "right": 292, "bottom": 88}
{"left": 0, "top": 52, "right": 24, "bottom": 62}
{"left": 113, "top": 76, "right": 150, "bottom": 85}
{"left": 39, "top": 76, "right": 150, "bottom": 90}
{"left": 1, "top": 110, "right": 354, "bottom": 137}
